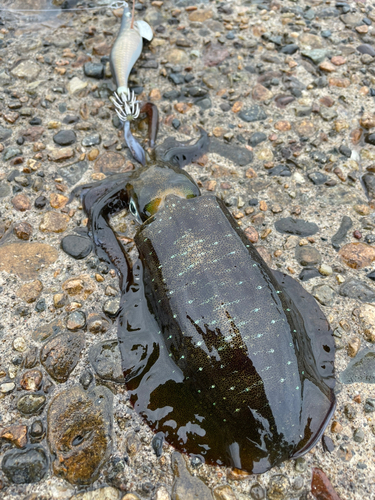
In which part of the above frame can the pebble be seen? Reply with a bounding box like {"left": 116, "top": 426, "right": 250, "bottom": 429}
{"left": 347, "top": 337, "right": 361, "bottom": 358}
{"left": 295, "top": 246, "right": 321, "bottom": 266}
{"left": 248, "top": 132, "right": 267, "bottom": 148}
{"left": 71, "top": 488, "right": 120, "bottom": 500}
{"left": 239, "top": 106, "right": 267, "bottom": 123}
{"left": 362, "top": 173, "right": 375, "bottom": 199}
{"left": 171, "top": 452, "right": 213, "bottom": 500}
{"left": 95, "top": 152, "right": 125, "bottom": 173}
{"left": 299, "top": 267, "right": 321, "bottom": 281}
{"left": 80, "top": 370, "right": 94, "bottom": 390}
{"left": 12, "top": 194, "right": 31, "bottom": 211}
{"left": 332, "top": 216, "right": 353, "bottom": 250}
{"left": 20, "top": 369, "right": 43, "bottom": 391}
{"left": 364, "top": 398, "right": 375, "bottom": 413}
{"left": 339, "top": 279, "right": 375, "bottom": 302}
{"left": 39, "top": 211, "right": 69, "bottom": 233}
{"left": 0, "top": 425, "right": 27, "bottom": 448}
{"left": 311, "top": 468, "right": 341, "bottom": 500}
{"left": 0, "top": 382, "right": 15, "bottom": 394}
{"left": 267, "top": 474, "right": 290, "bottom": 500}
{"left": 213, "top": 485, "right": 237, "bottom": 500}
{"left": 40, "top": 331, "right": 85, "bottom": 382}
{"left": 11, "top": 60, "right": 41, "bottom": 80}
{"left": 313, "top": 284, "right": 336, "bottom": 306}
{"left": 53, "top": 129, "right": 77, "bottom": 146}
{"left": 83, "top": 62, "right": 104, "bottom": 79}
{"left": 249, "top": 483, "right": 266, "bottom": 500}
{"left": 339, "top": 243, "right": 375, "bottom": 269}
{"left": 47, "top": 147, "right": 74, "bottom": 162}
{"left": 60, "top": 160, "right": 89, "bottom": 186}
{"left": 61, "top": 234, "right": 93, "bottom": 259}
{"left": 68, "top": 76, "right": 88, "bottom": 95}
{"left": 87, "top": 313, "right": 110, "bottom": 334}
{"left": 82, "top": 133, "right": 101, "bottom": 147}
{"left": 103, "top": 297, "right": 121, "bottom": 316}
{"left": 0, "top": 242, "right": 58, "bottom": 280}
{"left": 17, "top": 280, "right": 43, "bottom": 303}
{"left": 67, "top": 311, "right": 86, "bottom": 331}
{"left": 13, "top": 221, "right": 33, "bottom": 240}
{"left": 48, "top": 385, "right": 113, "bottom": 484}
{"left": 358, "top": 305, "right": 375, "bottom": 342}
{"left": 2, "top": 446, "right": 48, "bottom": 484}
{"left": 275, "top": 218, "right": 319, "bottom": 236}
{"left": 89, "top": 340, "right": 124, "bottom": 383}
{"left": 17, "top": 394, "right": 46, "bottom": 416}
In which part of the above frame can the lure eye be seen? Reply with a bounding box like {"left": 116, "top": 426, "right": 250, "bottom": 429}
{"left": 129, "top": 199, "right": 138, "bottom": 216}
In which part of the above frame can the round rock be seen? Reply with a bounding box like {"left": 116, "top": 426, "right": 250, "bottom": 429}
{"left": 53, "top": 129, "right": 77, "bottom": 146}
{"left": 2, "top": 446, "right": 48, "bottom": 484}
{"left": 295, "top": 246, "right": 321, "bottom": 266}
{"left": 61, "top": 234, "right": 93, "bottom": 259}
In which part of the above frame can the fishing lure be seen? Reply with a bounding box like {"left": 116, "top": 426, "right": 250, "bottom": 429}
{"left": 109, "top": 0, "right": 153, "bottom": 123}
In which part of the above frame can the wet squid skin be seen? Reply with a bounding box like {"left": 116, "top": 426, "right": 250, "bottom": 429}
{"left": 78, "top": 129, "right": 335, "bottom": 474}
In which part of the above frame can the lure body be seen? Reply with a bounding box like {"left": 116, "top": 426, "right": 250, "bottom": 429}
{"left": 110, "top": 4, "right": 153, "bottom": 97}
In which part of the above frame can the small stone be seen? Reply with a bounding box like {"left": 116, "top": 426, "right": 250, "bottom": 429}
{"left": 239, "top": 106, "right": 267, "bottom": 123}
{"left": 17, "top": 394, "right": 46, "bottom": 416}
{"left": 14, "top": 222, "right": 33, "bottom": 240}
{"left": 252, "top": 84, "right": 273, "bottom": 101}
{"left": 311, "top": 468, "right": 342, "bottom": 500}
{"left": 295, "top": 246, "right": 321, "bottom": 266}
{"left": 0, "top": 425, "right": 27, "bottom": 448}
{"left": 331, "top": 421, "right": 343, "bottom": 433}
{"left": 339, "top": 279, "right": 375, "bottom": 302}
{"left": 250, "top": 483, "right": 266, "bottom": 500}
{"left": 154, "top": 486, "right": 171, "bottom": 500}
{"left": 68, "top": 76, "right": 88, "bottom": 95}
{"left": 40, "top": 211, "right": 69, "bottom": 233}
{"left": 358, "top": 304, "right": 375, "bottom": 342}
{"left": 274, "top": 121, "right": 291, "bottom": 131}
{"left": 347, "top": 337, "right": 361, "bottom": 358}
{"left": 295, "top": 119, "right": 315, "bottom": 137}
{"left": 67, "top": 311, "right": 86, "bottom": 331}
{"left": 103, "top": 297, "right": 121, "bottom": 316}
{"left": 353, "top": 429, "right": 365, "bottom": 443}
{"left": 0, "top": 242, "right": 58, "bottom": 280}
{"left": 82, "top": 133, "right": 101, "bottom": 147}
{"left": 357, "top": 44, "right": 375, "bottom": 57}
{"left": 95, "top": 152, "right": 125, "bottom": 174}
{"left": 79, "top": 370, "right": 94, "bottom": 390}
{"left": 248, "top": 132, "right": 267, "bottom": 147}
{"left": 13, "top": 337, "right": 27, "bottom": 352}
{"left": 360, "top": 113, "right": 375, "bottom": 130}
{"left": 50, "top": 193, "right": 69, "bottom": 209}
{"left": 17, "top": 280, "right": 43, "bottom": 303}
{"left": 308, "top": 172, "right": 328, "bottom": 185}
{"left": 313, "top": 284, "right": 335, "bottom": 306}
{"left": 48, "top": 385, "right": 113, "bottom": 484}
{"left": 339, "top": 243, "right": 375, "bottom": 269}
{"left": 89, "top": 340, "right": 124, "bottom": 383}
{"left": 332, "top": 216, "right": 353, "bottom": 250}
{"left": 12, "top": 194, "right": 31, "bottom": 211}
{"left": 319, "top": 264, "right": 333, "bottom": 276}
{"left": 171, "top": 452, "right": 213, "bottom": 500}
{"left": 20, "top": 369, "right": 43, "bottom": 391}
{"left": 188, "top": 9, "right": 213, "bottom": 22}
{"left": 2, "top": 446, "right": 48, "bottom": 484}
{"left": 61, "top": 234, "right": 93, "bottom": 259}
{"left": 87, "top": 314, "right": 110, "bottom": 334}
{"left": 364, "top": 398, "right": 375, "bottom": 413}
{"left": 213, "top": 485, "right": 237, "bottom": 500}
{"left": 70, "top": 487, "right": 120, "bottom": 500}
{"left": 41, "top": 331, "right": 85, "bottom": 382}
{"left": 84, "top": 62, "right": 104, "bottom": 79}
{"left": 53, "top": 130, "right": 76, "bottom": 146}
{"left": 30, "top": 420, "right": 44, "bottom": 441}
{"left": 0, "top": 382, "right": 15, "bottom": 393}
{"left": 88, "top": 148, "right": 100, "bottom": 161}
{"left": 340, "top": 349, "right": 375, "bottom": 384}
{"left": 299, "top": 267, "right": 321, "bottom": 282}
{"left": 47, "top": 147, "right": 74, "bottom": 162}
{"left": 54, "top": 293, "right": 68, "bottom": 308}
{"left": 11, "top": 61, "right": 41, "bottom": 80}
{"left": 267, "top": 474, "right": 290, "bottom": 500}
{"left": 275, "top": 218, "right": 319, "bottom": 236}
{"left": 165, "top": 49, "right": 189, "bottom": 65}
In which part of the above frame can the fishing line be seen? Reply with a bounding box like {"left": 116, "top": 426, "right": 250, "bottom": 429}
{"left": 0, "top": 1, "right": 128, "bottom": 13}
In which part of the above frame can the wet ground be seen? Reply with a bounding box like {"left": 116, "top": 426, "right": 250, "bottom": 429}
{"left": 1, "top": 0, "right": 375, "bottom": 499}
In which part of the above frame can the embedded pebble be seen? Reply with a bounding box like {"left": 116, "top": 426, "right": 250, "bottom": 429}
{"left": 339, "top": 279, "right": 375, "bottom": 302}
{"left": 67, "top": 311, "right": 86, "bottom": 331}
{"left": 171, "top": 452, "right": 213, "bottom": 500}
{"left": 89, "top": 340, "right": 124, "bottom": 383}
{"left": 295, "top": 246, "right": 321, "bottom": 266}
{"left": 53, "top": 129, "right": 76, "bottom": 146}
{"left": 40, "top": 331, "right": 85, "bottom": 382}
{"left": 339, "top": 243, "right": 375, "bottom": 269}
{"left": 39, "top": 211, "right": 69, "bottom": 233}
{"left": 70, "top": 487, "right": 120, "bottom": 500}
{"left": 16, "top": 280, "right": 43, "bottom": 303}
{"left": 340, "top": 349, "right": 375, "bottom": 384}
{"left": 17, "top": 394, "right": 46, "bottom": 416}
{"left": 2, "top": 446, "right": 48, "bottom": 484}
{"left": 249, "top": 483, "right": 266, "bottom": 500}
{"left": 275, "top": 218, "right": 319, "bottom": 236}
{"left": 267, "top": 475, "right": 290, "bottom": 500}
{"left": 313, "top": 284, "right": 336, "bottom": 306}
{"left": 47, "top": 385, "right": 113, "bottom": 484}
{"left": 332, "top": 216, "right": 353, "bottom": 250}
{"left": 61, "top": 234, "right": 93, "bottom": 259}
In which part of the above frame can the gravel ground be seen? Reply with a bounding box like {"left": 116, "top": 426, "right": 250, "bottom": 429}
{"left": 1, "top": 0, "right": 375, "bottom": 499}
